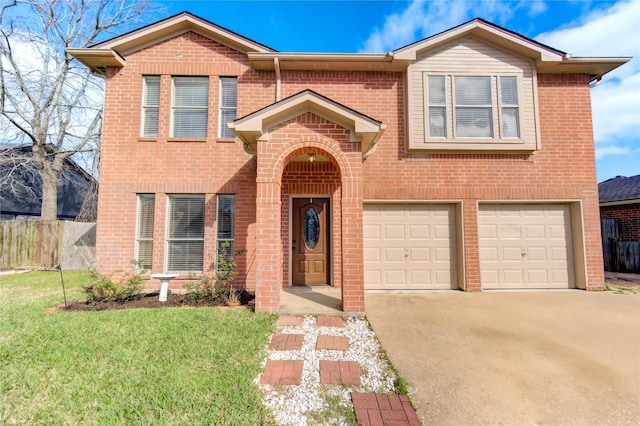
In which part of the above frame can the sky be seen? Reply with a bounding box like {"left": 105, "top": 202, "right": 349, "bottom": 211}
{"left": 153, "top": 0, "right": 640, "bottom": 182}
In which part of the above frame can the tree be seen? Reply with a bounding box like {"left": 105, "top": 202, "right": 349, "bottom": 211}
{"left": 0, "top": 0, "right": 150, "bottom": 220}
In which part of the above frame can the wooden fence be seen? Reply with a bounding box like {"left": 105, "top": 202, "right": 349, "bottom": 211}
{"left": 601, "top": 219, "right": 640, "bottom": 273}
{"left": 0, "top": 220, "right": 95, "bottom": 270}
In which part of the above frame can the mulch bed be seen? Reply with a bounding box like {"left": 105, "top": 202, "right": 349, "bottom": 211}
{"left": 61, "top": 290, "right": 255, "bottom": 311}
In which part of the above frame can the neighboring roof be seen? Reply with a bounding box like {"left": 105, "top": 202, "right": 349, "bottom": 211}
{"left": 0, "top": 145, "right": 96, "bottom": 219}
{"left": 68, "top": 12, "right": 631, "bottom": 80}
{"left": 599, "top": 175, "right": 640, "bottom": 204}
{"left": 229, "top": 89, "right": 387, "bottom": 156}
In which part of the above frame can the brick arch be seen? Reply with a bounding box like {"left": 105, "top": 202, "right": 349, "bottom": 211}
{"left": 268, "top": 137, "right": 354, "bottom": 182}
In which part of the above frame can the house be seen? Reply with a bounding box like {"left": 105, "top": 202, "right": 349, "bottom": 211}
{"left": 0, "top": 145, "right": 96, "bottom": 221}
{"left": 599, "top": 175, "right": 640, "bottom": 272}
{"left": 68, "top": 12, "right": 630, "bottom": 313}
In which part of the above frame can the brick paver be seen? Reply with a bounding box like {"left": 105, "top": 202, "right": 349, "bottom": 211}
{"left": 261, "top": 360, "right": 303, "bottom": 386}
{"left": 269, "top": 333, "right": 304, "bottom": 350}
{"left": 351, "top": 392, "right": 421, "bottom": 426}
{"left": 317, "top": 315, "right": 345, "bottom": 327}
{"left": 316, "top": 334, "right": 349, "bottom": 350}
{"left": 319, "top": 360, "right": 361, "bottom": 385}
{"left": 276, "top": 316, "right": 303, "bottom": 326}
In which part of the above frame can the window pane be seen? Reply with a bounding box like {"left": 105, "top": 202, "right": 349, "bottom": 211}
{"left": 137, "top": 241, "right": 153, "bottom": 270}
{"left": 169, "top": 197, "right": 204, "bottom": 239}
{"left": 143, "top": 109, "right": 158, "bottom": 137}
{"left": 428, "top": 76, "right": 446, "bottom": 105}
{"left": 173, "top": 110, "right": 208, "bottom": 138}
{"left": 136, "top": 194, "right": 155, "bottom": 270}
{"left": 219, "top": 110, "right": 236, "bottom": 138}
{"left": 455, "top": 76, "right": 491, "bottom": 105}
{"left": 174, "top": 78, "right": 208, "bottom": 107}
{"left": 220, "top": 78, "right": 237, "bottom": 108}
{"left": 456, "top": 107, "right": 493, "bottom": 137}
{"left": 145, "top": 77, "right": 160, "bottom": 106}
{"left": 502, "top": 107, "right": 520, "bottom": 138}
{"left": 429, "top": 107, "right": 446, "bottom": 138}
{"left": 137, "top": 195, "right": 155, "bottom": 239}
{"left": 500, "top": 76, "right": 518, "bottom": 105}
{"left": 219, "top": 77, "right": 237, "bottom": 138}
{"left": 168, "top": 241, "right": 204, "bottom": 271}
{"left": 216, "top": 240, "right": 235, "bottom": 269}
{"left": 217, "top": 195, "right": 235, "bottom": 239}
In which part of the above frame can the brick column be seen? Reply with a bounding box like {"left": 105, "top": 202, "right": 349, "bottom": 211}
{"left": 341, "top": 176, "right": 364, "bottom": 313}
{"left": 254, "top": 179, "right": 282, "bottom": 313}
{"left": 462, "top": 200, "right": 481, "bottom": 292}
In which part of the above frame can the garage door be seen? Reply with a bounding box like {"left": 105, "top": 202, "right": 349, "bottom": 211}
{"left": 478, "top": 204, "right": 575, "bottom": 289}
{"left": 364, "top": 204, "right": 457, "bottom": 290}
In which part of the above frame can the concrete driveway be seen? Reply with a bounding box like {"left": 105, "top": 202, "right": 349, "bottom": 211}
{"left": 366, "top": 291, "right": 640, "bottom": 425}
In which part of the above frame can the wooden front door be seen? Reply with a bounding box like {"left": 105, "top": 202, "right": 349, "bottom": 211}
{"left": 292, "top": 198, "right": 329, "bottom": 285}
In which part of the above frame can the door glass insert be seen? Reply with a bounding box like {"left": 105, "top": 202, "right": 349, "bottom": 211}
{"left": 303, "top": 207, "right": 320, "bottom": 250}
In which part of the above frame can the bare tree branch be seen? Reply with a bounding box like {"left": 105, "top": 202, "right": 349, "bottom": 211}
{"left": 0, "top": 0, "right": 153, "bottom": 220}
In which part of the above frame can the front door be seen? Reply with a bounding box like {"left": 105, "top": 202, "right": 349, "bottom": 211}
{"left": 292, "top": 198, "right": 329, "bottom": 285}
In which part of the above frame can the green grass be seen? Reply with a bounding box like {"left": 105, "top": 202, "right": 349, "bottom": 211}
{"left": 0, "top": 271, "right": 276, "bottom": 425}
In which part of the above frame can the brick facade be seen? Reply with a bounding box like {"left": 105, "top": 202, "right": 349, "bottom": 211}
{"left": 90, "top": 19, "right": 611, "bottom": 313}
{"left": 600, "top": 204, "right": 640, "bottom": 241}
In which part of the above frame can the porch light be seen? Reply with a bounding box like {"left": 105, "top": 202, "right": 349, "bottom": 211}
{"left": 308, "top": 153, "right": 315, "bottom": 163}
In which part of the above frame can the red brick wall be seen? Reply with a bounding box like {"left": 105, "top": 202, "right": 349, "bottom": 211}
{"left": 600, "top": 204, "right": 640, "bottom": 241}
{"left": 96, "top": 30, "right": 605, "bottom": 305}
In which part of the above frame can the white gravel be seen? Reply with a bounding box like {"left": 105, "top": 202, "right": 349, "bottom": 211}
{"left": 256, "top": 316, "right": 399, "bottom": 425}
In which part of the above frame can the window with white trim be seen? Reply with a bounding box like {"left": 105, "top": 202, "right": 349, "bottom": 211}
{"left": 424, "top": 74, "right": 521, "bottom": 140}
{"left": 171, "top": 77, "right": 209, "bottom": 138}
{"left": 141, "top": 76, "right": 160, "bottom": 137}
{"left": 218, "top": 77, "right": 237, "bottom": 139}
{"left": 135, "top": 194, "right": 155, "bottom": 270}
{"left": 216, "top": 194, "right": 235, "bottom": 271}
{"left": 166, "top": 195, "right": 204, "bottom": 272}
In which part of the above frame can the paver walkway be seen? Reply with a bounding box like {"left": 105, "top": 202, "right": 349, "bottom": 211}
{"left": 352, "top": 392, "right": 422, "bottom": 426}
{"left": 261, "top": 315, "right": 422, "bottom": 425}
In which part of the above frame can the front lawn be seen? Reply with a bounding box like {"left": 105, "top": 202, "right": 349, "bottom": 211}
{"left": 0, "top": 271, "right": 276, "bottom": 425}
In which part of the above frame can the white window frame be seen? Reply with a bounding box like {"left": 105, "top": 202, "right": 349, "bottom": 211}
{"left": 218, "top": 77, "right": 237, "bottom": 139}
{"left": 165, "top": 195, "right": 205, "bottom": 273}
{"left": 141, "top": 76, "right": 160, "bottom": 137}
{"left": 215, "top": 194, "right": 235, "bottom": 272}
{"left": 171, "top": 77, "right": 209, "bottom": 138}
{"left": 135, "top": 194, "right": 155, "bottom": 271}
{"left": 423, "top": 73, "right": 522, "bottom": 142}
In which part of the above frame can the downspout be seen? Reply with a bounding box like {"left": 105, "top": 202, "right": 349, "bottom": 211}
{"left": 274, "top": 57, "right": 281, "bottom": 102}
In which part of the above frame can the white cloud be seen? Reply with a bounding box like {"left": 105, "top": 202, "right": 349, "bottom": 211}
{"left": 595, "top": 145, "right": 629, "bottom": 160}
{"left": 359, "top": 0, "right": 545, "bottom": 53}
{"left": 536, "top": 0, "right": 640, "bottom": 168}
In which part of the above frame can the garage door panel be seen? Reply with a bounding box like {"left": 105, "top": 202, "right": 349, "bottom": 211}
{"left": 385, "top": 248, "right": 405, "bottom": 262}
{"left": 364, "top": 204, "right": 457, "bottom": 290}
{"left": 479, "top": 204, "right": 574, "bottom": 289}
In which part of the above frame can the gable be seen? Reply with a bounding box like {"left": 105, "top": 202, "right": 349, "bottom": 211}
{"left": 407, "top": 36, "right": 539, "bottom": 152}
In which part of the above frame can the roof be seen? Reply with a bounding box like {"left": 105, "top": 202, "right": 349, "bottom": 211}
{"left": 68, "top": 13, "right": 631, "bottom": 80}
{"left": 229, "top": 89, "right": 386, "bottom": 156}
{"left": 599, "top": 175, "right": 640, "bottom": 204}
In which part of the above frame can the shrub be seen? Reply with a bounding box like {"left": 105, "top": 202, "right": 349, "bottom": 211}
{"left": 185, "top": 242, "right": 245, "bottom": 302}
{"left": 84, "top": 261, "right": 146, "bottom": 302}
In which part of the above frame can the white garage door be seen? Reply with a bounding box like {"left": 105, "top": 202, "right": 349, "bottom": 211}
{"left": 364, "top": 204, "right": 457, "bottom": 290}
{"left": 479, "top": 204, "right": 575, "bottom": 289}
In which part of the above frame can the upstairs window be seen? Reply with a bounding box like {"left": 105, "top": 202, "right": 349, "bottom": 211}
{"left": 172, "top": 77, "right": 209, "bottom": 138}
{"left": 454, "top": 76, "right": 493, "bottom": 138}
{"left": 219, "top": 77, "right": 237, "bottom": 139}
{"left": 135, "top": 194, "right": 155, "bottom": 270}
{"left": 166, "top": 195, "right": 204, "bottom": 272}
{"left": 424, "top": 74, "right": 521, "bottom": 141}
{"left": 141, "top": 76, "right": 160, "bottom": 137}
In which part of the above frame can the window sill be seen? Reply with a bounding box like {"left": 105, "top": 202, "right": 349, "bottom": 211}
{"left": 409, "top": 138, "right": 536, "bottom": 152}
{"left": 138, "top": 138, "right": 157, "bottom": 143}
{"left": 167, "top": 138, "right": 207, "bottom": 143}
{"left": 216, "top": 138, "right": 236, "bottom": 143}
